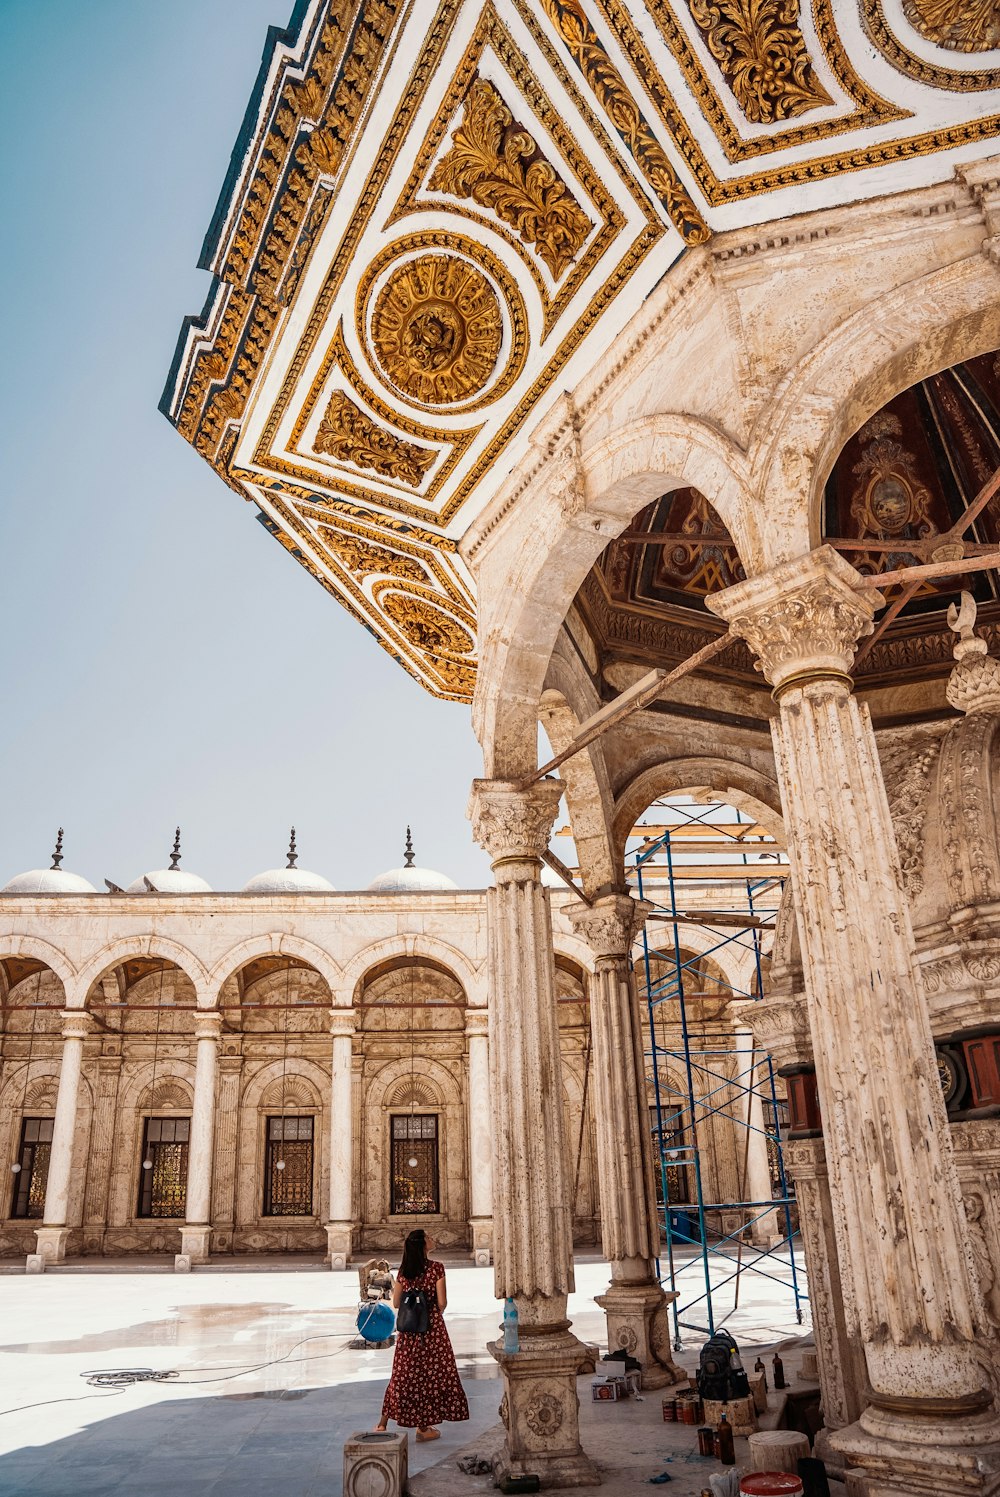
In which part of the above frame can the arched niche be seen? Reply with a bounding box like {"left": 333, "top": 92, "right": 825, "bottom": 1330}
{"left": 218, "top": 956, "right": 332, "bottom": 1037}
{"left": 358, "top": 956, "right": 465, "bottom": 1035}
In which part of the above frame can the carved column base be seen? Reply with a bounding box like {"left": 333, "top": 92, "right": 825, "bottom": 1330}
{"left": 834, "top": 1407, "right": 1000, "bottom": 1495}
{"left": 178, "top": 1225, "right": 211, "bottom": 1265}
{"left": 33, "top": 1226, "right": 70, "bottom": 1264}
{"left": 490, "top": 1331, "right": 600, "bottom": 1489}
{"left": 594, "top": 1280, "right": 684, "bottom": 1389}
{"left": 469, "top": 1216, "right": 493, "bottom": 1267}
{"left": 326, "top": 1221, "right": 353, "bottom": 1271}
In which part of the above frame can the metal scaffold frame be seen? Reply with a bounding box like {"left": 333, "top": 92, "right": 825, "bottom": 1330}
{"left": 631, "top": 799, "right": 806, "bottom": 1349}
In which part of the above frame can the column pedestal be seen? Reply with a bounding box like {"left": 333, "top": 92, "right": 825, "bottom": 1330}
{"left": 471, "top": 778, "right": 599, "bottom": 1490}
{"left": 491, "top": 1332, "right": 598, "bottom": 1490}
{"left": 470, "top": 1217, "right": 494, "bottom": 1268}
{"left": 326, "top": 1222, "right": 353, "bottom": 1272}
{"left": 32, "top": 1226, "right": 70, "bottom": 1264}
{"left": 593, "top": 1278, "right": 679, "bottom": 1389}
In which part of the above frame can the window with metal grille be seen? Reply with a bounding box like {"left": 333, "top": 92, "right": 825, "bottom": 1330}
{"left": 391, "top": 1114, "right": 439, "bottom": 1215}
{"left": 761, "top": 1097, "right": 792, "bottom": 1197}
{"left": 10, "top": 1117, "right": 53, "bottom": 1219}
{"left": 137, "top": 1116, "right": 190, "bottom": 1218}
{"left": 649, "top": 1104, "right": 690, "bottom": 1205}
{"left": 264, "top": 1116, "right": 314, "bottom": 1217}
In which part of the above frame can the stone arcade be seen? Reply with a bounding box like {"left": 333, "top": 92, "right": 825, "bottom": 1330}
{"left": 147, "top": 1, "right": 1000, "bottom": 1490}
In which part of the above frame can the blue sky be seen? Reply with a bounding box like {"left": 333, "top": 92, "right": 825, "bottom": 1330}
{"left": 0, "top": 0, "right": 493, "bottom": 891}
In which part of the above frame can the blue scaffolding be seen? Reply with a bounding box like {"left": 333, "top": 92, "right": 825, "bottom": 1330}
{"left": 630, "top": 800, "right": 805, "bottom": 1349}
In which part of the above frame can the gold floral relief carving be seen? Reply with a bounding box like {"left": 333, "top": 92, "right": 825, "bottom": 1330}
{"left": 318, "top": 527, "right": 429, "bottom": 583}
{"left": 686, "top": 0, "right": 834, "bottom": 123}
{"left": 428, "top": 76, "right": 593, "bottom": 278}
{"left": 378, "top": 587, "right": 478, "bottom": 696}
{"left": 313, "top": 390, "right": 436, "bottom": 488}
{"left": 539, "top": 0, "right": 711, "bottom": 244}
{"left": 902, "top": 0, "right": 1000, "bottom": 54}
{"left": 369, "top": 253, "right": 503, "bottom": 406}
{"left": 862, "top": 0, "right": 998, "bottom": 88}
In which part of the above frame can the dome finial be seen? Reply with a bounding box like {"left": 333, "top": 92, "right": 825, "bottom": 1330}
{"left": 50, "top": 828, "right": 64, "bottom": 871}
{"left": 287, "top": 827, "right": 298, "bottom": 869}
{"left": 947, "top": 592, "right": 1000, "bottom": 714}
{"left": 169, "top": 827, "right": 182, "bottom": 871}
{"left": 404, "top": 826, "right": 415, "bottom": 868}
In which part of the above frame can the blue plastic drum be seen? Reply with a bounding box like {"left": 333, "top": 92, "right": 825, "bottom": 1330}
{"left": 357, "top": 1300, "right": 395, "bottom": 1343}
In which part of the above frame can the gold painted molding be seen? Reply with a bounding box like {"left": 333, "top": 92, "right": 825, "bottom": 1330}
{"left": 686, "top": 0, "right": 833, "bottom": 124}
{"left": 863, "top": 0, "right": 999, "bottom": 88}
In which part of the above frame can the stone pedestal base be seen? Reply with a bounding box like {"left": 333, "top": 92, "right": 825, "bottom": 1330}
{"left": 25, "top": 1254, "right": 45, "bottom": 1274}
{"left": 174, "top": 1254, "right": 192, "bottom": 1273}
{"left": 343, "top": 1430, "right": 407, "bottom": 1497}
{"left": 490, "top": 1333, "right": 600, "bottom": 1489}
{"left": 327, "top": 1221, "right": 352, "bottom": 1271}
{"left": 470, "top": 1217, "right": 493, "bottom": 1267}
{"left": 179, "top": 1226, "right": 211, "bottom": 1264}
{"left": 594, "top": 1280, "right": 684, "bottom": 1390}
{"left": 833, "top": 1409, "right": 1000, "bottom": 1495}
{"left": 34, "top": 1226, "right": 69, "bottom": 1264}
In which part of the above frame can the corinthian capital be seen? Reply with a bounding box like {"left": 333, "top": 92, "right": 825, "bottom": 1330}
{"left": 468, "top": 777, "right": 562, "bottom": 873}
{"left": 570, "top": 893, "right": 651, "bottom": 962}
{"left": 706, "top": 546, "right": 882, "bottom": 693}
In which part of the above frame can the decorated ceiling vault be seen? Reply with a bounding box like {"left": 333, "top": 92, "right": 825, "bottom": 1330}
{"left": 162, "top": 0, "right": 1000, "bottom": 701}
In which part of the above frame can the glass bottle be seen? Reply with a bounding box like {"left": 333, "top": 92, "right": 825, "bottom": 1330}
{"left": 716, "top": 1409, "right": 735, "bottom": 1465}
{"left": 772, "top": 1350, "right": 786, "bottom": 1389}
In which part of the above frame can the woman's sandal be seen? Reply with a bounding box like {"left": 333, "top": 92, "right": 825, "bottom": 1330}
{"left": 416, "top": 1428, "right": 441, "bottom": 1442}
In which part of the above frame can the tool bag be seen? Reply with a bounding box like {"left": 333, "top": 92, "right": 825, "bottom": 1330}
{"left": 396, "top": 1287, "right": 430, "bottom": 1335}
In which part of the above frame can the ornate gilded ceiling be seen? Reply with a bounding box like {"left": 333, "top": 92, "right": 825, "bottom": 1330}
{"left": 162, "top": 0, "right": 1000, "bottom": 700}
{"left": 582, "top": 352, "right": 1000, "bottom": 702}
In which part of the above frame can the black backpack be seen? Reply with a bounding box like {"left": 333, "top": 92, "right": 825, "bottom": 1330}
{"left": 396, "top": 1287, "right": 430, "bottom": 1335}
{"left": 697, "top": 1330, "right": 749, "bottom": 1401}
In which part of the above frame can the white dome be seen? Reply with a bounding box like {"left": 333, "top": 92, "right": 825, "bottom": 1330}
{"left": 243, "top": 867, "right": 335, "bottom": 894}
{"left": 368, "top": 830, "right": 456, "bottom": 893}
{"left": 368, "top": 864, "right": 458, "bottom": 892}
{"left": 126, "top": 868, "right": 213, "bottom": 894}
{"left": 2, "top": 868, "right": 96, "bottom": 895}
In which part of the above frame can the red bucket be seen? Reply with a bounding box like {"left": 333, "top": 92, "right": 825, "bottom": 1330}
{"left": 739, "top": 1476, "right": 804, "bottom": 1496}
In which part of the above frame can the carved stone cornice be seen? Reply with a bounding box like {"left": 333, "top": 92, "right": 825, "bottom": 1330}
{"left": 194, "top": 1012, "right": 223, "bottom": 1043}
{"left": 730, "top": 993, "right": 813, "bottom": 1070}
{"left": 570, "top": 893, "right": 651, "bottom": 963}
{"left": 60, "top": 1011, "right": 92, "bottom": 1043}
{"left": 706, "top": 546, "right": 882, "bottom": 693}
{"left": 468, "top": 777, "right": 562, "bottom": 878}
{"left": 464, "top": 1007, "right": 489, "bottom": 1038}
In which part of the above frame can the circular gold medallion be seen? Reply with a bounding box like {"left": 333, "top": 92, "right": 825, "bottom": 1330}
{"left": 369, "top": 254, "right": 503, "bottom": 407}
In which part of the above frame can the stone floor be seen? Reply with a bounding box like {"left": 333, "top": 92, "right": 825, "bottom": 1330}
{"left": 0, "top": 1248, "right": 813, "bottom": 1496}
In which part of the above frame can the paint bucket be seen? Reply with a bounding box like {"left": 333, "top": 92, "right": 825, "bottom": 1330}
{"left": 739, "top": 1475, "right": 805, "bottom": 1495}
{"left": 661, "top": 1396, "right": 677, "bottom": 1421}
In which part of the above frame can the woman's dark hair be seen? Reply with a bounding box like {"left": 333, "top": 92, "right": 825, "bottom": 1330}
{"left": 400, "top": 1229, "right": 428, "bottom": 1280}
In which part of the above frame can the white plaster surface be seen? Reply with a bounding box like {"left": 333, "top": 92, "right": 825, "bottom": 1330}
{"left": 0, "top": 1253, "right": 810, "bottom": 1496}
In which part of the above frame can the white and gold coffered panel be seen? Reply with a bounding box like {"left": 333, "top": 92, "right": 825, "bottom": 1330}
{"left": 162, "top": 0, "right": 999, "bottom": 701}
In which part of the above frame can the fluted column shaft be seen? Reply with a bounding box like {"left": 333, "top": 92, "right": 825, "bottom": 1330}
{"left": 42, "top": 1012, "right": 88, "bottom": 1229}
{"left": 465, "top": 1007, "right": 494, "bottom": 1264}
{"left": 470, "top": 777, "right": 598, "bottom": 1488}
{"left": 327, "top": 1007, "right": 356, "bottom": 1270}
{"left": 710, "top": 548, "right": 1000, "bottom": 1481}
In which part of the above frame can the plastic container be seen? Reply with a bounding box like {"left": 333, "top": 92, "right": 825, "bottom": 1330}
{"left": 503, "top": 1296, "right": 519, "bottom": 1354}
{"left": 739, "top": 1475, "right": 805, "bottom": 1495}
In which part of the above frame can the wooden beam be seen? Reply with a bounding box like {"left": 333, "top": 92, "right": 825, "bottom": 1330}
{"left": 855, "top": 578, "right": 921, "bottom": 668}
{"left": 541, "top": 849, "right": 592, "bottom": 906}
{"left": 519, "top": 632, "right": 731, "bottom": 788}
{"left": 855, "top": 551, "right": 1000, "bottom": 590}
{"left": 645, "top": 911, "right": 772, "bottom": 930}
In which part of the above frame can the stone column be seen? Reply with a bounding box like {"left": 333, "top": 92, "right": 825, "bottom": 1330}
{"left": 709, "top": 547, "right": 1000, "bottom": 1494}
{"left": 211, "top": 1054, "right": 243, "bottom": 1253}
{"left": 32, "top": 1010, "right": 90, "bottom": 1266}
{"left": 465, "top": 1007, "right": 494, "bottom": 1267}
{"left": 570, "top": 894, "right": 683, "bottom": 1388}
{"left": 177, "top": 1011, "right": 221, "bottom": 1268}
{"left": 470, "top": 778, "right": 599, "bottom": 1490}
{"left": 734, "top": 1028, "right": 780, "bottom": 1247}
{"left": 326, "top": 1007, "right": 356, "bottom": 1271}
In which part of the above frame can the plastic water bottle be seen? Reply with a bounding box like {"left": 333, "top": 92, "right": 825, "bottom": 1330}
{"left": 502, "top": 1296, "right": 519, "bottom": 1354}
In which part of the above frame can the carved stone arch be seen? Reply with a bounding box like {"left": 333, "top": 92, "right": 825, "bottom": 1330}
{"left": 76, "top": 936, "right": 212, "bottom": 1006}
{"left": 343, "top": 934, "right": 480, "bottom": 1007}
{"left": 233, "top": 1057, "right": 331, "bottom": 1232}
{"left": 259, "top": 1075, "right": 323, "bottom": 1111}
{"left": 366, "top": 1054, "right": 462, "bottom": 1112}
{"left": 473, "top": 412, "right": 757, "bottom": 779}
{"left": 207, "top": 934, "right": 341, "bottom": 1002}
{"left": 552, "top": 933, "right": 597, "bottom": 978}
{"left": 241, "top": 1057, "right": 331, "bottom": 1112}
{"left": 386, "top": 1076, "right": 439, "bottom": 1109}
{"left": 0, "top": 936, "right": 76, "bottom": 994}
{"left": 22, "top": 1077, "right": 59, "bottom": 1111}
{"left": 749, "top": 255, "right": 1000, "bottom": 564}
{"left": 361, "top": 1053, "right": 467, "bottom": 1244}
{"left": 611, "top": 757, "right": 784, "bottom": 873}
{"left": 770, "top": 879, "right": 803, "bottom": 993}
{"left": 117, "top": 1063, "right": 194, "bottom": 1118}
{"left": 540, "top": 677, "right": 616, "bottom": 897}
{"left": 138, "top": 1081, "right": 193, "bottom": 1112}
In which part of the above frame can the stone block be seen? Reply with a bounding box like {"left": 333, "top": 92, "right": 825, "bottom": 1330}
{"left": 174, "top": 1254, "right": 192, "bottom": 1273}
{"left": 24, "top": 1254, "right": 44, "bottom": 1274}
{"left": 704, "top": 1393, "right": 757, "bottom": 1435}
{"left": 343, "top": 1430, "right": 407, "bottom": 1497}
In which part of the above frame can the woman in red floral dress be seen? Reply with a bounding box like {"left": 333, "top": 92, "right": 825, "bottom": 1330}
{"left": 376, "top": 1229, "right": 469, "bottom": 1441}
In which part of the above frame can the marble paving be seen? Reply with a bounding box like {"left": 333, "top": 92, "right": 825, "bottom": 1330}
{"left": 0, "top": 1250, "right": 810, "bottom": 1496}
